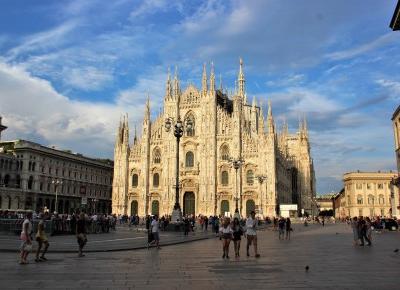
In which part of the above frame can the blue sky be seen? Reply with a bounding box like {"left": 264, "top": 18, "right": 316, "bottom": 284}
{"left": 0, "top": 0, "right": 399, "bottom": 193}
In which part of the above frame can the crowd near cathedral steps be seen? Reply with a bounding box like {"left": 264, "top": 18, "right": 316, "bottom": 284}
{"left": 112, "top": 59, "right": 316, "bottom": 218}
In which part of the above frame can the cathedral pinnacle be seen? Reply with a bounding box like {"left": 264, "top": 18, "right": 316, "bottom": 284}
{"left": 210, "top": 61, "right": 215, "bottom": 92}
{"left": 238, "top": 57, "right": 245, "bottom": 97}
{"left": 133, "top": 123, "right": 137, "bottom": 144}
{"left": 267, "top": 100, "right": 275, "bottom": 135}
{"left": 165, "top": 67, "right": 172, "bottom": 100}
{"left": 173, "top": 65, "right": 180, "bottom": 97}
{"left": 202, "top": 63, "right": 207, "bottom": 96}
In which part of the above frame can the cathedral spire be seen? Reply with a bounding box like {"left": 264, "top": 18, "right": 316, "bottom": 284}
{"left": 303, "top": 114, "right": 308, "bottom": 137}
{"left": 133, "top": 123, "right": 137, "bottom": 145}
{"left": 238, "top": 57, "right": 245, "bottom": 97}
{"left": 219, "top": 74, "right": 223, "bottom": 91}
{"left": 165, "top": 67, "right": 172, "bottom": 100}
{"left": 252, "top": 95, "right": 257, "bottom": 109}
{"left": 123, "top": 113, "right": 129, "bottom": 145}
{"left": 173, "top": 66, "right": 180, "bottom": 98}
{"left": 210, "top": 61, "right": 215, "bottom": 93}
{"left": 201, "top": 63, "right": 207, "bottom": 96}
{"left": 267, "top": 100, "right": 275, "bottom": 135}
{"left": 144, "top": 94, "right": 150, "bottom": 124}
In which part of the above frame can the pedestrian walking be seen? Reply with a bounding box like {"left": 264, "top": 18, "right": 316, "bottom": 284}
{"left": 232, "top": 218, "right": 244, "bottom": 258}
{"left": 19, "top": 211, "right": 33, "bottom": 264}
{"left": 214, "top": 217, "right": 220, "bottom": 235}
{"left": 359, "top": 217, "right": 371, "bottom": 246}
{"left": 285, "top": 217, "right": 292, "bottom": 240}
{"left": 184, "top": 217, "right": 190, "bottom": 236}
{"left": 351, "top": 217, "right": 359, "bottom": 246}
{"left": 219, "top": 217, "right": 233, "bottom": 259}
{"left": 366, "top": 217, "right": 372, "bottom": 243}
{"left": 278, "top": 217, "right": 285, "bottom": 240}
{"left": 76, "top": 212, "right": 87, "bottom": 257}
{"left": 245, "top": 211, "right": 260, "bottom": 258}
{"left": 149, "top": 215, "right": 161, "bottom": 249}
{"left": 35, "top": 214, "right": 49, "bottom": 262}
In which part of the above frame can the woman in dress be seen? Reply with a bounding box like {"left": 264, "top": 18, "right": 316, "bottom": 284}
{"left": 35, "top": 213, "right": 49, "bottom": 262}
{"left": 232, "top": 218, "right": 243, "bottom": 258}
{"left": 219, "top": 217, "right": 233, "bottom": 259}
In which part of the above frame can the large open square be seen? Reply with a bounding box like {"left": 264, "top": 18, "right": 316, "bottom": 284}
{"left": 1, "top": 223, "right": 399, "bottom": 289}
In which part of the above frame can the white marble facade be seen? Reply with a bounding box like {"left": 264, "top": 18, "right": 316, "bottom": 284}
{"left": 112, "top": 60, "right": 316, "bottom": 217}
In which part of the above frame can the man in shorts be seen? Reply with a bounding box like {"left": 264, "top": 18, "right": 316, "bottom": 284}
{"left": 246, "top": 211, "right": 260, "bottom": 258}
{"left": 150, "top": 215, "right": 161, "bottom": 249}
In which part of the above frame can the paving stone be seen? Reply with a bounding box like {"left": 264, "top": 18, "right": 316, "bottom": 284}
{"left": 0, "top": 224, "right": 399, "bottom": 289}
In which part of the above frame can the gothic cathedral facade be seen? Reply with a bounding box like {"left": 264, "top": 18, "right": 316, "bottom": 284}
{"left": 112, "top": 60, "right": 316, "bottom": 217}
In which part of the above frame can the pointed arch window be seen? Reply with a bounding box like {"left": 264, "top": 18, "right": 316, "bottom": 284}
{"left": 220, "top": 145, "right": 230, "bottom": 161}
{"left": 221, "top": 171, "right": 229, "bottom": 185}
{"left": 185, "top": 151, "right": 194, "bottom": 167}
{"left": 153, "top": 148, "right": 161, "bottom": 164}
{"left": 246, "top": 170, "right": 254, "bottom": 185}
{"left": 185, "top": 113, "right": 195, "bottom": 136}
{"left": 132, "top": 174, "right": 138, "bottom": 187}
{"left": 153, "top": 173, "right": 160, "bottom": 188}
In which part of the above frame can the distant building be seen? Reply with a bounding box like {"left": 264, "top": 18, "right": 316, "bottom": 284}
{"left": 342, "top": 171, "right": 399, "bottom": 218}
{"left": 315, "top": 194, "right": 334, "bottom": 214}
{"left": 0, "top": 140, "right": 113, "bottom": 214}
{"left": 332, "top": 189, "right": 345, "bottom": 219}
{"left": 392, "top": 105, "right": 400, "bottom": 190}
{"left": 390, "top": 0, "right": 400, "bottom": 31}
{"left": 0, "top": 117, "right": 7, "bottom": 141}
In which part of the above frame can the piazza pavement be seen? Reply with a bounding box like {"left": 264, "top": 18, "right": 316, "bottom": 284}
{"left": 0, "top": 223, "right": 399, "bottom": 289}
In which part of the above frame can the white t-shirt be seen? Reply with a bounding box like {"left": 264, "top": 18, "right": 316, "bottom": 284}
{"left": 219, "top": 225, "right": 233, "bottom": 234}
{"left": 151, "top": 220, "right": 159, "bottom": 233}
{"left": 21, "top": 218, "right": 32, "bottom": 235}
{"left": 246, "top": 217, "right": 257, "bottom": 236}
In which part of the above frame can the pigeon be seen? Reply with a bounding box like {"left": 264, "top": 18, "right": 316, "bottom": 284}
{"left": 305, "top": 265, "right": 309, "bottom": 272}
{"left": 394, "top": 249, "right": 399, "bottom": 253}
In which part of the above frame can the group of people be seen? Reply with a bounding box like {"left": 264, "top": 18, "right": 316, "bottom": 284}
{"left": 218, "top": 211, "right": 260, "bottom": 259}
{"left": 277, "top": 217, "right": 292, "bottom": 240}
{"left": 19, "top": 211, "right": 89, "bottom": 264}
{"left": 350, "top": 216, "right": 373, "bottom": 246}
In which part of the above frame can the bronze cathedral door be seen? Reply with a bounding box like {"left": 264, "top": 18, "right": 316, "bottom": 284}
{"left": 183, "top": 192, "right": 195, "bottom": 216}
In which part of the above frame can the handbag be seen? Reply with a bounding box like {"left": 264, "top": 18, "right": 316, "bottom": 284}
{"left": 24, "top": 243, "right": 32, "bottom": 252}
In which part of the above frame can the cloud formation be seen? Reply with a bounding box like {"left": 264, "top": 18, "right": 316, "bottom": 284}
{"left": 0, "top": 0, "right": 399, "bottom": 193}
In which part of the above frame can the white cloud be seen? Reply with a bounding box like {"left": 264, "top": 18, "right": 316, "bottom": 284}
{"left": 376, "top": 79, "right": 400, "bottom": 100}
{"left": 267, "top": 74, "right": 306, "bottom": 87}
{"left": 6, "top": 20, "right": 79, "bottom": 61}
{"left": 326, "top": 33, "right": 396, "bottom": 61}
{"left": 64, "top": 66, "right": 114, "bottom": 91}
{"left": 0, "top": 61, "right": 146, "bottom": 158}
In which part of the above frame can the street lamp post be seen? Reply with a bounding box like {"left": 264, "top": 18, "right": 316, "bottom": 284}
{"left": 256, "top": 175, "right": 267, "bottom": 218}
{"left": 165, "top": 116, "right": 192, "bottom": 222}
{"left": 230, "top": 158, "right": 244, "bottom": 216}
{"left": 51, "top": 179, "right": 63, "bottom": 214}
{"left": 93, "top": 198, "right": 98, "bottom": 214}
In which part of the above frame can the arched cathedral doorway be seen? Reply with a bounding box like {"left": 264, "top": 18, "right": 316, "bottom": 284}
{"left": 246, "top": 199, "right": 255, "bottom": 217}
{"left": 131, "top": 200, "right": 138, "bottom": 216}
{"left": 183, "top": 192, "right": 195, "bottom": 216}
